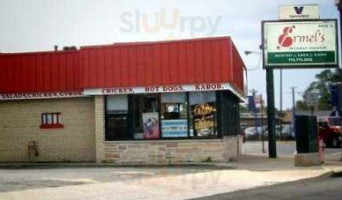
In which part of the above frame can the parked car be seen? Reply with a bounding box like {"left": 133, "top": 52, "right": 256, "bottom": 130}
{"left": 277, "top": 124, "right": 294, "bottom": 140}
{"left": 244, "top": 126, "right": 268, "bottom": 140}
{"left": 240, "top": 129, "right": 246, "bottom": 143}
{"left": 318, "top": 117, "right": 342, "bottom": 148}
{"left": 265, "top": 124, "right": 294, "bottom": 140}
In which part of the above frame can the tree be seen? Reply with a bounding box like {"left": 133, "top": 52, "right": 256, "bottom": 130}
{"left": 297, "top": 69, "right": 342, "bottom": 110}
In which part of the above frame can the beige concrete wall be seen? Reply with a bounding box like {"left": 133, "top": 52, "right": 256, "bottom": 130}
{"left": 0, "top": 97, "right": 96, "bottom": 162}
{"left": 94, "top": 96, "right": 105, "bottom": 162}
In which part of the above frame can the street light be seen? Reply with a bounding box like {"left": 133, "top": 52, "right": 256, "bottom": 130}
{"left": 244, "top": 50, "right": 259, "bottom": 56}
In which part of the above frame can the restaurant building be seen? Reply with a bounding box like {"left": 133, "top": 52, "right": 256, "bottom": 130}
{"left": 0, "top": 37, "right": 246, "bottom": 164}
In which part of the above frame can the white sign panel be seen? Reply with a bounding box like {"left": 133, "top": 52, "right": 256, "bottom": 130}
{"left": 263, "top": 20, "right": 338, "bottom": 68}
{"left": 84, "top": 83, "right": 245, "bottom": 100}
{"left": 306, "top": 92, "right": 319, "bottom": 106}
{"left": 0, "top": 91, "right": 84, "bottom": 100}
{"left": 279, "top": 5, "right": 319, "bottom": 20}
{"left": 0, "top": 83, "right": 245, "bottom": 101}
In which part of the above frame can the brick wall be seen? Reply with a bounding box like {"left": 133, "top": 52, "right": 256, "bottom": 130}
{"left": 0, "top": 97, "right": 96, "bottom": 162}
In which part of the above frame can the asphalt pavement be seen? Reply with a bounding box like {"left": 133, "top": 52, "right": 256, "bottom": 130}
{"left": 0, "top": 141, "right": 341, "bottom": 200}
{"left": 193, "top": 173, "right": 342, "bottom": 200}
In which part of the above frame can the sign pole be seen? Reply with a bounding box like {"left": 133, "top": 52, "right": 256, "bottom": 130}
{"left": 266, "top": 67, "right": 277, "bottom": 158}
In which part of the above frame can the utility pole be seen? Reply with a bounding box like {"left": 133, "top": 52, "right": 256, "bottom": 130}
{"left": 335, "top": 0, "right": 342, "bottom": 161}
{"left": 291, "top": 87, "right": 296, "bottom": 138}
{"left": 252, "top": 89, "right": 259, "bottom": 139}
{"left": 245, "top": 49, "right": 276, "bottom": 157}
{"left": 260, "top": 94, "right": 266, "bottom": 153}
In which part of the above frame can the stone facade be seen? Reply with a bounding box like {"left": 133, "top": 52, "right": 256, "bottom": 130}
{"left": 101, "top": 137, "right": 241, "bottom": 164}
{"left": 0, "top": 97, "right": 96, "bottom": 162}
{"left": 94, "top": 96, "right": 241, "bottom": 164}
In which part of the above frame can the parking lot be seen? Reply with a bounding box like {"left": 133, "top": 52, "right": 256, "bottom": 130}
{"left": 0, "top": 166, "right": 221, "bottom": 193}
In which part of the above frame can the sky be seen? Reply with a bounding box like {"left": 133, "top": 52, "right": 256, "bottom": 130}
{"left": 0, "top": 0, "right": 339, "bottom": 110}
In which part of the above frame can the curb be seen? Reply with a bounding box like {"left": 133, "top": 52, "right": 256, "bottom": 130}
{"left": 0, "top": 162, "right": 237, "bottom": 170}
{"left": 331, "top": 170, "right": 342, "bottom": 177}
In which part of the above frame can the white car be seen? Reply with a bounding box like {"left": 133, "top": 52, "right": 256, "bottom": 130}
{"left": 244, "top": 126, "right": 267, "bottom": 140}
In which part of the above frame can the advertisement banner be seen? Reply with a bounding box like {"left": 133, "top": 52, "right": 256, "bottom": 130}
{"left": 262, "top": 19, "right": 338, "bottom": 68}
{"left": 191, "top": 103, "right": 216, "bottom": 136}
{"left": 161, "top": 120, "right": 188, "bottom": 138}
{"left": 142, "top": 112, "right": 160, "bottom": 139}
{"left": 279, "top": 5, "right": 319, "bottom": 20}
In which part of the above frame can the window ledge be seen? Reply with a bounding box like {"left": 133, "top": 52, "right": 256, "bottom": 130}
{"left": 104, "top": 138, "right": 223, "bottom": 144}
{"left": 40, "top": 124, "right": 64, "bottom": 129}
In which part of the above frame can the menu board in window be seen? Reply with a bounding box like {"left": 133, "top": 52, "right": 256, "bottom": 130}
{"left": 191, "top": 103, "right": 216, "bottom": 137}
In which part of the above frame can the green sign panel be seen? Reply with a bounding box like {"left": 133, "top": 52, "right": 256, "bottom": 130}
{"left": 263, "top": 20, "right": 338, "bottom": 68}
{"left": 268, "top": 51, "right": 335, "bottom": 65}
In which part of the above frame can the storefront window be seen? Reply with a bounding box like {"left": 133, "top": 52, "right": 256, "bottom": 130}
{"left": 189, "top": 91, "right": 217, "bottom": 138}
{"left": 105, "top": 95, "right": 129, "bottom": 140}
{"left": 161, "top": 93, "right": 188, "bottom": 138}
{"left": 104, "top": 91, "right": 220, "bottom": 141}
{"left": 133, "top": 94, "right": 160, "bottom": 139}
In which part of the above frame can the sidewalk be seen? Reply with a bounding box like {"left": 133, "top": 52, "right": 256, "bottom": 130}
{"left": 0, "top": 154, "right": 341, "bottom": 200}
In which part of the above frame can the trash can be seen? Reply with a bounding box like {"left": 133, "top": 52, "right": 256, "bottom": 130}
{"left": 295, "top": 115, "right": 318, "bottom": 153}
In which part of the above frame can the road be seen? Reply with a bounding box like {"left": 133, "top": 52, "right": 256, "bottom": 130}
{"left": 194, "top": 173, "right": 342, "bottom": 200}
{"left": 242, "top": 141, "right": 342, "bottom": 161}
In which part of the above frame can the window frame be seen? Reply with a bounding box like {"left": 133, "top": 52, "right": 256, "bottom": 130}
{"left": 40, "top": 112, "right": 64, "bottom": 129}
{"left": 104, "top": 91, "right": 225, "bottom": 141}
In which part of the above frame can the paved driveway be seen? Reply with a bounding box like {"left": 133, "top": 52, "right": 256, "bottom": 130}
{"left": 0, "top": 141, "right": 341, "bottom": 200}
{"left": 0, "top": 165, "right": 329, "bottom": 200}
{"left": 0, "top": 166, "right": 216, "bottom": 193}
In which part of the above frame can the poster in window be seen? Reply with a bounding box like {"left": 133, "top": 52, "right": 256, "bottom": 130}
{"left": 191, "top": 103, "right": 216, "bottom": 136}
{"left": 142, "top": 112, "right": 160, "bottom": 139}
{"left": 162, "top": 120, "right": 188, "bottom": 138}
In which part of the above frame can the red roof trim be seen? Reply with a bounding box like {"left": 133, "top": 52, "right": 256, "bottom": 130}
{"left": 0, "top": 36, "right": 245, "bottom": 96}
{"left": 81, "top": 36, "right": 231, "bottom": 49}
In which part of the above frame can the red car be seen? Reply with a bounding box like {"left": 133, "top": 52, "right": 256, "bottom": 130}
{"left": 318, "top": 117, "right": 342, "bottom": 148}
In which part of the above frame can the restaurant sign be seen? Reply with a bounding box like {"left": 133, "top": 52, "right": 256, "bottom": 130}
{"left": 262, "top": 19, "right": 338, "bottom": 68}
{"left": 0, "top": 83, "right": 245, "bottom": 101}
{"left": 0, "top": 91, "right": 84, "bottom": 100}
{"left": 84, "top": 83, "right": 244, "bottom": 100}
